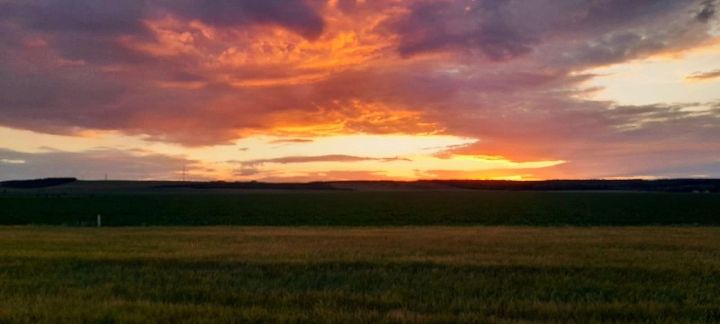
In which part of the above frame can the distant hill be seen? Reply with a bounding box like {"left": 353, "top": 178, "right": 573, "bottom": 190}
{"left": 0, "top": 178, "right": 77, "bottom": 189}
{"left": 156, "top": 181, "right": 343, "bottom": 191}
{"left": 415, "top": 179, "right": 720, "bottom": 192}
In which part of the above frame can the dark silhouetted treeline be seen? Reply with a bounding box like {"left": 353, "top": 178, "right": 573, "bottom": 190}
{"left": 1, "top": 178, "right": 719, "bottom": 192}
{"left": 155, "top": 179, "right": 720, "bottom": 192}
{"left": 0, "top": 178, "right": 77, "bottom": 189}
{"left": 420, "top": 179, "right": 720, "bottom": 192}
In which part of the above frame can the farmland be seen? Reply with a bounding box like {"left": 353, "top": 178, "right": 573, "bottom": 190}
{"left": 1, "top": 186, "right": 719, "bottom": 321}
{"left": 1, "top": 190, "right": 720, "bottom": 226}
{"left": 1, "top": 226, "right": 719, "bottom": 322}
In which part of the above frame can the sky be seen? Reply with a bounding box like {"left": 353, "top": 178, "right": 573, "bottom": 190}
{"left": 0, "top": 0, "right": 719, "bottom": 181}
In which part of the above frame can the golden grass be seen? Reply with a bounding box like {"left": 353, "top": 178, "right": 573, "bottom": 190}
{"left": 0, "top": 226, "right": 718, "bottom": 322}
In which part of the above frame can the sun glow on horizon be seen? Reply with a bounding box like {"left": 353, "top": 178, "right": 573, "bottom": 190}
{"left": 0, "top": 126, "right": 569, "bottom": 181}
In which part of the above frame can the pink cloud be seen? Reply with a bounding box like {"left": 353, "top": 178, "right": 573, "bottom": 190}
{"left": 0, "top": 0, "right": 719, "bottom": 179}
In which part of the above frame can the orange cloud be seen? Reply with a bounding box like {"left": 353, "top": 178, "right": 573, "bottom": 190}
{"left": 1, "top": 0, "right": 720, "bottom": 180}
{"left": 267, "top": 100, "right": 441, "bottom": 137}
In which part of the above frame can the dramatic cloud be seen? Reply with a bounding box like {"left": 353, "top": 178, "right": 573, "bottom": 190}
{"left": 687, "top": 69, "right": 720, "bottom": 81}
{"left": 389, "top": 0, "right": 701, "bottom": 62}
{"left": 0, "top": 0, "right": 718, "bottom": 180}
{"left": 0, "top": 0, "right": 323, "bottom": 38}
{"left": 167, "top": 0, "right": 325, "bottom": 39}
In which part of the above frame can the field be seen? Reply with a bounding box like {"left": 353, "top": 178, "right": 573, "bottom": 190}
{"left": 0, "top": 226, "right": 718, "bottom": 322}
{"left": 2, "top": 189, "right": 720, "bottom": 322}
{"left": 2, "top": 190, "right": 720, "bottom": 226}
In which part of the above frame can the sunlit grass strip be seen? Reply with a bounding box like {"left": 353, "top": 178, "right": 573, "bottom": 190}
{"left": 0, "top": 227, "right": 718, "bottom": 322}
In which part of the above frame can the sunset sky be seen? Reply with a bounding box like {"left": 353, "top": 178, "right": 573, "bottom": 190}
{"left": 1, "top": 0, "right": 719, "bottom": 181}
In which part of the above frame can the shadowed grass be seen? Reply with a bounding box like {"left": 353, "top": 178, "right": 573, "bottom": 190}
{"left": 1, "top": 191, "right": 720, "bottom": 226}
{"left": 0, "top": 227, "right": 718, "bottom": 322}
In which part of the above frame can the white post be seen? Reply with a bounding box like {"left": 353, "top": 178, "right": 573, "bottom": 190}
{"left": 97, "top": 214, "right": 102, "bottom": 227}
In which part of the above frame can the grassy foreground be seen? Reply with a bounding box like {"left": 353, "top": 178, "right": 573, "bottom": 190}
{"left": 1, "top": 226, "right": 719, "bottom": 322}
{"left": 2, "top": 191, "right": 720, "bottom": 226}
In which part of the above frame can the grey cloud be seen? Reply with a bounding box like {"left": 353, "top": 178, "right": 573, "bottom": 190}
{"left": 231, "top": 155, "right": 407, "bottom": 179}
{"left": 390, "top": 0, "right": 705, "bottom": 65}
{"left": 0, "top": 0, "right": 149, "bottom": 35}
{"left": 0, "top": 148, "right": 197, "bottom": 180}
{"left": 238, "top": 155, "right": 410, "bottom": 167}
{"left": 687, "top": 69, "right": 720, "bottom": 81}
{"left": 392, "top": 0, "right": 535, "bottom": 60}
{"left": 167, "top": 0, "right": 325, "bottom": 39}
{"left": 697, "top": 0, "right": 717, "bottom": 22}
{"left": 0, "top": 0, "right": 324, "bottom": 67}
{"left": 0, "top": 65, "right": 130, "bottom": 133}
{"left": 0, "top": 0, "right": 323, "bottom": 39}
{"left": 233, "top": 167, "right": 261, "bottom": 177}
{"left": 254, "top": 170, "right": 393, "bottom": 182}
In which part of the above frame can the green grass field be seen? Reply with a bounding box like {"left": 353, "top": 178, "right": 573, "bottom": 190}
{"left": 1, "top": 226, "right": 719, "bottom": 322}
{"left": 2, "top": 190, "right": 720, "bottom": 321}
{"left": 2, "top": 191, "right": 720, "bottom": 226}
